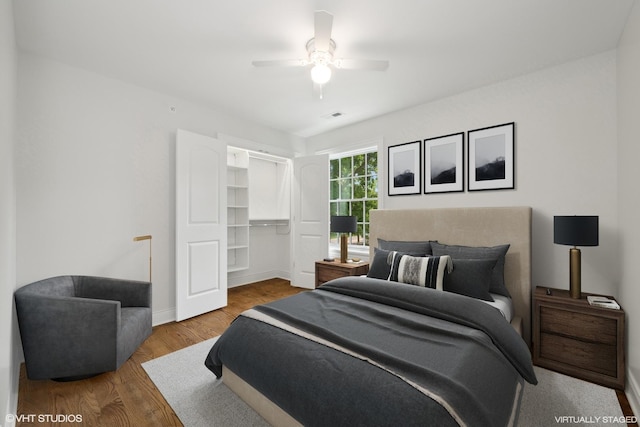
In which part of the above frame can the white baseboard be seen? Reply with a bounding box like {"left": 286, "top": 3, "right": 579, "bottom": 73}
{"left": 4, "top": 397, "right": 16, "bottom": 427}
{"left": 627, "top": 368, "right": 640, "bottom": 418}
{"left": 0, "top": 402, "right": 18, "bottom": 427}
{"left": 5, "top": 320, "right": 21, "bottom": 427}
{"left": 152, "top": 308, "right": 176, "bottom": 327}
{"left": 152, "top": 273, "right": 291, "bottom": 326}
{"left": 228, "top": 270, "right": 290, "bottom": 288}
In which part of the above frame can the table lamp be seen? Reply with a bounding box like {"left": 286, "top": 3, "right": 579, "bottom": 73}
{"left": 553, "top": 216, "right": 599, "bottom": 298}
{"left": 330, "top": 215, "right": 357, "bottom": 263}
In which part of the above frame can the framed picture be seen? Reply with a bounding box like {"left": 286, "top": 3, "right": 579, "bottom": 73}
{"left": 424, "top": 132, "right": 464, "bottom": 194}
{"left": 388, "top": 140, "right": 421, "bottom": 196}
{"left": 467, "top": 122, "right": 515, "bottom": 191}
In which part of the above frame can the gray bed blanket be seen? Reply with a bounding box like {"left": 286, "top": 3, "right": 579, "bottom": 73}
{"left": 206, "top": 276, "right": 537, "bottom": 426}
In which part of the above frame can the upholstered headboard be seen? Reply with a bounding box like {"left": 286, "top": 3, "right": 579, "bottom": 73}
{"left": 369, "top": 206, "right": 532, "bottom": 347}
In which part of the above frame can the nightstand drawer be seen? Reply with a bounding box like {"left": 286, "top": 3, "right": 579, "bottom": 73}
{"left": 315, "top": 261, "right": 369, "bottom": 287}
{"left": 317, "top": 267, "right": 347, "bottom": 283}
{"left": 539, "top": 306, "right": 616, "bottom": 345}
{"left": 540, "top": 333, "right": 617, "bottom": 377}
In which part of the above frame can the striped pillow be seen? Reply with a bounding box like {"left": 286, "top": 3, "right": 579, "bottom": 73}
{"left": 391, "top": 254, "right": 453, "bottom": 289}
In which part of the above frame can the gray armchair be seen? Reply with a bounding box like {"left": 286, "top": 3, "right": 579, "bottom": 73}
{"left": 15, "top": 275, "right": 152, "bottom": 381}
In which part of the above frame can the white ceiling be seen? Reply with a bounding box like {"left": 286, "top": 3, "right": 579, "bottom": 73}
{"left": 13, "top": 0, "right": 635, "bottom": 138}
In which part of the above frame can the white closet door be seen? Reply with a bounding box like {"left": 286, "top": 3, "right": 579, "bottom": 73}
{"left": 291, "top": 154, "right": 329, "bottom": 288}
{"left": 175, "top": 129, "right": 227, "bottom": 321}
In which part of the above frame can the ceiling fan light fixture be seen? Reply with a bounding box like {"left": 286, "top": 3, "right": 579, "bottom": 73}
{"left": 311, "top": 63, "right": 332, "bottom": 85}
{"left": 252, "top": 11, "right": 389, "bottom": 96}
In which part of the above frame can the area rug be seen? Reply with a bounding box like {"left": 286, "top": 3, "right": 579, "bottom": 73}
{"left": 143, "top": 337, "right": 626, "bottom": 426}
{"left": 142, "top": 337, "right": 268, "bottom": 426}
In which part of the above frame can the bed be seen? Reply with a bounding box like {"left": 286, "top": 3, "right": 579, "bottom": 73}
{"left": 205, "top": 207, "right": 536, "bottom": 426}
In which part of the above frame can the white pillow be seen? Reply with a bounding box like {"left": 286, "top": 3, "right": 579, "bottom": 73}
{"left": 394, "top": 255, "right": 452, "bottom": 289}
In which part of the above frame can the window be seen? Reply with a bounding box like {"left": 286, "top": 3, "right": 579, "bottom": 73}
{"left": 329, "top": 150, "right": 378, "bottom": 249}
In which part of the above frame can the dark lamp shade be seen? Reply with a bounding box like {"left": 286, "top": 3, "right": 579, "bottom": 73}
{"left": 330, "top": 215, "right": 357, "bottom": 233}
{"left": 554, "top": 216, "right": 599, "bottom": 247}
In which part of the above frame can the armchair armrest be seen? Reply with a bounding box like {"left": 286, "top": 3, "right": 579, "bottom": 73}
{"left": 74, "top": 276, "right": 151, "bottom": 307}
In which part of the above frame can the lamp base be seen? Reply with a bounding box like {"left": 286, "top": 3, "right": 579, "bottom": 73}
{"left": 340, "top": 234, "right": 348, "bottom": 263}
{"left": 569, "top": 247, "right": 581, "bottom": 299}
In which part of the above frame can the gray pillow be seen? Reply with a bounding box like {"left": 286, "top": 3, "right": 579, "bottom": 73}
{"left": 431, "top": 242, "right": 511, "bottom": 297}
{"left": 444, "top": 259, "right": 496, "bottom": 301}
{"left": 367, "top": 248, "right": 396, "bottom": 279}
{"left": 377, "top": 239, "right": 434, "bottom": 256}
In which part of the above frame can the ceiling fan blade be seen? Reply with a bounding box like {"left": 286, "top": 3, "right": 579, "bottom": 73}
{"left": 333, "top": 58, "right": 390, "bottom": 71}
{"left": 252, "top": 59, "right": 308, "bottom": 68}
{"left": 314, "top": 10, "right": 333, "bottom": 52}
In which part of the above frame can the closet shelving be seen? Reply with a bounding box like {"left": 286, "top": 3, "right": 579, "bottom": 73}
{"left": 227, "top": 148, "right": 250, "bottom": 272}
{"left": 227, "top": 146, "right": 292, "bottom": 274}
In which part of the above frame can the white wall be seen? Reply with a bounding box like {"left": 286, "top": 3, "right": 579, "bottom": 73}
{"left": 16, "top": 53, "right": 300, "bottom": 324}
{"left": 308, "top": 51, "right": 619, "bottom": 298}
{"left": 228, "top": 225, "right": 291, "bottom": 287}
{"left": 0, "top": 0, "right": 17, "bottom": 422}
{"left": 617, "top": 0, "right": 640, "bottom": 414}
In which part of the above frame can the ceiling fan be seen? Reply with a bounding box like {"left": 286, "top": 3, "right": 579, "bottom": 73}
{"left": 251, "top": 10, "right": 389, "bottom": 97}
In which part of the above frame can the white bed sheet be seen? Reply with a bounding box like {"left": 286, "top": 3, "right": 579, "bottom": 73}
{"left": 484, "top": 293, "right": 514, "bottom": 322}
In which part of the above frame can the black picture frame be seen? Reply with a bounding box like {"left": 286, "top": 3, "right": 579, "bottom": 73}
{"left": 388, "top": 140, "right": 421, "bottom": 196}
{"left": 424, "top": 132, "right": 464, "bottom": 194}
{"left": 467, "top": 122, "right": 515, "bottom": 191}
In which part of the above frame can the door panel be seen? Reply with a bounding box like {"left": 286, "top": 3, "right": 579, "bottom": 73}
{"left": 188, "top": 241, "right": 220, "bottom": 294}
{"left": 188, "top": 150, "right": 220, "bottom": 223}
{"left": 176, "top": 129, "right": 227, "bottom": 321}
{"left": 292, "top": 154, "right": 329, "bottom": 288}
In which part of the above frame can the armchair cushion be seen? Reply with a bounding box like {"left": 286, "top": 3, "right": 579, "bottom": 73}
{"left": 15, "top": 275, "right": 152, "bottom": 380}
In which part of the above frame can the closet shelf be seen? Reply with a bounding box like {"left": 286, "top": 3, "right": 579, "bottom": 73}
{"left": 250, "top": 219, "right": 290, "bottom": 227}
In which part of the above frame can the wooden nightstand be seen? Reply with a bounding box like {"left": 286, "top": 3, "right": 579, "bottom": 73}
{"left": 533, "top": 286, "right": 625, "bottom": 389}
{"left": 315, "top": 260, "right": 369, "bottom": 288}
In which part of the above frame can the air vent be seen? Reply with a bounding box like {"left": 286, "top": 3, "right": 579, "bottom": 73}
{"left": 323, "top": 111, "right": 344, "bottom": 119}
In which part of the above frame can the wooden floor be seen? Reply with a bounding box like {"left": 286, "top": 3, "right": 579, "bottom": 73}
{"left": 16, "top": 278, "right": 305, "bottom": 427}
{"left": 16, "top": 277, "right": 636, "bottom": 426}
